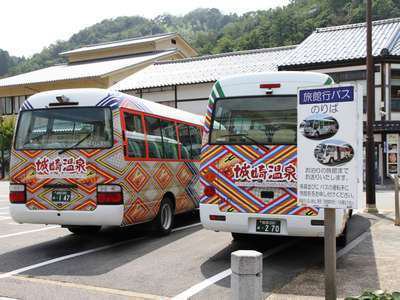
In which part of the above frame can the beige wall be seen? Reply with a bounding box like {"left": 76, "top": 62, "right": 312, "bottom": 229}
{"left": 155, "top": 38, "right": 198, "bottom": 58}
{"left": 177, "top": 82, "right": 213, "bottom": 100}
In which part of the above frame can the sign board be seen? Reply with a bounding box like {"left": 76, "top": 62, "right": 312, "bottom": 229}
{"left": 387, "top": 133, "right": 399, "bottom": 175}
{"left": 297, "top": 84, "right": 362, "bottom": 209}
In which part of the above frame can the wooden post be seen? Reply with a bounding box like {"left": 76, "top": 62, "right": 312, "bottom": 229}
{"left": 324, "top": 208, "right": 337, "bottom": 300}
{"left": 394, "top": 176, "right": 400, "bottom": 226}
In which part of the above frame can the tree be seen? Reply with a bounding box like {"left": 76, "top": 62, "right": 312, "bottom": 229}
{"left": 0, "top": 116, "right": 16, "bottom": 178}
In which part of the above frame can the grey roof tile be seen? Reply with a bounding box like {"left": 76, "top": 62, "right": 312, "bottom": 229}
{"left": 280, "top": 18, "right": 400, "bottom": 67}
{"left": 112, "top": 46, "right": 296, "bottom": 91}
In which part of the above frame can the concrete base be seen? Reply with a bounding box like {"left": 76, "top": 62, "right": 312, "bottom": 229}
{"left": 364, "top": 204, "right": 379, "bottom": 214}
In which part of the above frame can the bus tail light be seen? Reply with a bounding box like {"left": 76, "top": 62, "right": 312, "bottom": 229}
{"left": 260, "top": 83, "right": 281, "bottom": 89}
{"left": 204, "top": 186, "right": 216, "bottom": 197}
{"left": 97, "top": 185, "right": 123, "bottom": 205}
{"left": 210, "top": 215, "right": 226, "bottom": 221}
{"left": 10, "top": 184, "right": 26, "bottom": 204}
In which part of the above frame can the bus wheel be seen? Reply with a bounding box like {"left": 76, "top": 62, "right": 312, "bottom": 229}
{"left": 67, "top": 226, "right": 101, "bottom": 235}
{"left": 337, "top": 223, "right": 348, "bottom": 247}
{"left": 153, "top": 197, "right": 174, "bottom": 236}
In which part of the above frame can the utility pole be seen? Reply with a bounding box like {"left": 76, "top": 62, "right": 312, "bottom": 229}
{"left": 365, "top": 0, "right": 377, "bottom": 212}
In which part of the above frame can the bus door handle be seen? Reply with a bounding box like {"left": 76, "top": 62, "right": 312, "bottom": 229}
{"left": 43, "top": 184, "right": 78, "bottom": 189}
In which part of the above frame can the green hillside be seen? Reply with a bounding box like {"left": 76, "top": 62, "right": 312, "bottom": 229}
{"left": 1, "top": 0, "right": 399, "bottom": 78}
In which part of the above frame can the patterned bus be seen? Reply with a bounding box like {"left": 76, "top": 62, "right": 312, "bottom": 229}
{"left": 200, "top": 71, "right": 350, "bottom": 244}
{"left": 9, "top": 89, "right": 202, "bottom": 235}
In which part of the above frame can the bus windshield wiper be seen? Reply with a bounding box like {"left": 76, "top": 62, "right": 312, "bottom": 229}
{"left": 58, "top": 132, "right": 92, "bottom": 154}
{"left": 220, "top": 133, "right": 265, "bottom": 145}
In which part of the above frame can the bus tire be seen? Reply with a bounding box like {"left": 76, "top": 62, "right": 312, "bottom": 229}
{"left": 337, "top": 223, "right": 348, "bottom": 247}
{"left": 67, "top": 226, "right": 101, "bottom": 235}
{"left": 153, "top": 197, "right": 174, "bottom": 236}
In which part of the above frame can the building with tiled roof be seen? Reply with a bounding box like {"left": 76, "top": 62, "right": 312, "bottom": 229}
{"left": 0, "top": 32, "right": 196, "bottom": 115}
{"left": 113, "top": 46, "right": 295, "bottom": 91}
{"left": 112, "top": 46, "right": 296, "bottom": 114}
{"left": 279, "top": 18, "right": 400, "bottom": 69}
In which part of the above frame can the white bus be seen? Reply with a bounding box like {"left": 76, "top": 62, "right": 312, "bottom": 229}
{"left": 9, "top": 88, "right": 202, "bottom": 235}
{"left": 314, "top": 140, "right": 354, "bottom": 165}
{"left": 200, "top": 71, "right": 351, "bottom": 245}
{"left": 300, "top": 115, "right": 338, "bottom": 139}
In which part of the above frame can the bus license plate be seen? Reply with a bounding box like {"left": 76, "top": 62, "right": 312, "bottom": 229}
{"left": 51, "top": 190, "right": 71, "bottom": 203}
{"left": 256, "top": 219, "right": 281, "bottom": 233}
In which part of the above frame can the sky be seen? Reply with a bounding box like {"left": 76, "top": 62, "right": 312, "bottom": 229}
{"left": 0, "top": 0, "right": 289, "bottom": 57}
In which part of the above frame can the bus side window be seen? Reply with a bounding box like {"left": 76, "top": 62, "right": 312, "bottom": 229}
{"left": 124, "top": 112, "right": 145, "bottom": 158}
{"left": 161, "top": 119, "right": 178, "bottom": 159}
{"left": 189, "top": 126, "right": 201, "bottom": 160}
{"left": 145, "top": 116, "right": 164, "bottom": 159}
{"left": 178, "top": 124, "right": 191, "bottom": 159}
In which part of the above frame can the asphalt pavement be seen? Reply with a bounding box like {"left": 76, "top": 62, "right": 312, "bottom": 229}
{"left": 0, "top": 181, "right": 384, "bottom": 299}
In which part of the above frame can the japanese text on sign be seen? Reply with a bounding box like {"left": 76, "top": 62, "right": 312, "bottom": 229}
{"left": 299, "top": 86, "right": 354, "bottom": 104}
{"left": 35, "top": 156, "right": 88, "bottom": 178}
{"left": 233, "top": 162, "right": 296, "bottom": 183}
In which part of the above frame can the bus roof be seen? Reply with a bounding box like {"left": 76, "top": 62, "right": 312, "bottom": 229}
{"left": 320, "top": 140, "right": 351, "bottom": 147}
{"left": 21, "top": 88, "right": 203, "bottom": 126}
{"left": 304, "top": 113, "right": 335, "bottom": 121}
{"left": 215, "top": 71, "right": 332, "bottom": 97}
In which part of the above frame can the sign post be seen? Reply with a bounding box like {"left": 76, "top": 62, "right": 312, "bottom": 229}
{"left": 297, "top": 84, "right": 362, "bottom": 300}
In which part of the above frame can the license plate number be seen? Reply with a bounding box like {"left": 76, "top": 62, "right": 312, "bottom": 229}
{"left": 51, "top": 190, "right": 71, "bottom": 203}
{"left": 256, "top": 219, "right": 281, "bottom": 233}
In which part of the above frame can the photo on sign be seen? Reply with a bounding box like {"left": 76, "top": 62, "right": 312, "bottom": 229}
{"left": 314, "top": 140, "right": 354, "bottom": 166}
{"left": 389, "top": 143, "right": 398, "bottom": 152}
{"left": 299, "top": 114, "right": 338, "bottom": 140}
{"left": 389, "top": 152, "right": 398, "bottom": 164}
{"left": 388, "top": 164, "right": 398, "bottom": 174}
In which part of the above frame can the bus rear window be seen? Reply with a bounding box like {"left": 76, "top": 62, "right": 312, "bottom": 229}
{"left": 15, "top": 107, "right": 113, "bottom": 150}
{"left": 210, "top": 96, "right": 297, "bottom": 145}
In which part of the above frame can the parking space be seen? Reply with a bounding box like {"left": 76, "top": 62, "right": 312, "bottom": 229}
{"left": 0, "top": 182, "right": 376, "bottom": 300}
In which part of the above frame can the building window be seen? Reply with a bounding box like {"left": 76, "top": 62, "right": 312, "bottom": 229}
{"left": 4, "top": 97, "right": 13, "bottom": 115}
{"left": 391, "top": 69, "right": 400, "bottom": 112}
{"left": 14, "top": 96, "right": 26, "bottom": 114}
{"left": 0, "top": 97, "right": 4, "bottom": 115}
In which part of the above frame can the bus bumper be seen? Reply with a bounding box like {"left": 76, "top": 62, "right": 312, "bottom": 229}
{"left": 200, "top": 204, "right": 347, "bottom": 237}
{"left": 9, "top": 204, "right": 124, "bottom": 226}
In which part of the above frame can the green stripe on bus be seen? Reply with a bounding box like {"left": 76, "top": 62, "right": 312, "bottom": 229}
{"left": 215, "top": 81, "right": 225, "bottom": 98}
{"left": 324, "top": 77, "right": 334, "bottom": 85}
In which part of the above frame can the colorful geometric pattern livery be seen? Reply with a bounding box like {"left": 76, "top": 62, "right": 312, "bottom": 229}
{"left": 200, "top": 82, "right": 318, "bottom": 216}
{"left": 10, "top": 93, "right": 201, "bottom": 225}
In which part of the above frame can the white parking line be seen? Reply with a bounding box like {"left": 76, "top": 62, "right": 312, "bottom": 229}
{"left": 0, "top": 207, "right": 9, "bottom": 210}
{"left": 0, "top": 217, "right": 11, "bottom": 221}
{"left": 0, "top": 222, "right": 202, "bottom": 279}
{"left": 0, "top": 226, "right": 59, "bottom": 239}
{"left": 172, "top": 238, "right": 300, "bottom": 300}
{"left": 172, "top": 222, "right": 201, "bottom": 232}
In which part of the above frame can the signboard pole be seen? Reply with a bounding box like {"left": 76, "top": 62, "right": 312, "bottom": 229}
{"left": 324, "top": 208, "right": 337, "bottom": 300}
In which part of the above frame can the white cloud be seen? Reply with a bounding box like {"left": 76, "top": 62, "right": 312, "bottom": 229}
{"left": 0, "top": 0, "right": 289, "bottom": 57}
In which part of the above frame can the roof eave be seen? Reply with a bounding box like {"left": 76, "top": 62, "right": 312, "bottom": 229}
{"left": 101, "top": 49, "right": 180, "bottom": 78}
{"left": 278, "top": 55, "right": 400, "bottom": 71}
{"left": 0, "top": 75, "right": 103, "bottom": 89}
